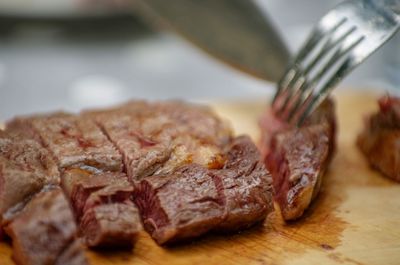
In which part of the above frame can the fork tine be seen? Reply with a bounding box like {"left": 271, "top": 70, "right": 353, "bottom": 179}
{"left": 295, "top": 37, "right": 364, "bottom": 125}
{"left": 302, "top": 24, "right": 356, "bottom": 76}
{"left": 285, "top": 25, "right": 359, "bottom": 121}
{"left": 272, "top": 18, "right": 347, "bottom": 106}
{"left": 297, "top": 56, "right": 357, "bottom": 125}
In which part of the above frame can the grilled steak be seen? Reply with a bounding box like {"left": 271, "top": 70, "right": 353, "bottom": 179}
{"left": 3, "top": 100, "right": 273, "bottom": 250}
{"left": 357, "top": 96, "right": 400, "bottom": 182}
{"left": 86, "top": 101, "right": 231, "bottom": 181}
{"left": 4, "top": 188, "right": 87, "bottom": 265}
{"left": 62, "top": 169, "right": 141, "bottom": 247}
{"left": 260, "top": 99, "right": 336, "bottom": 220}
{"left": 134, "top": 136, "right": 273, "bottom": 244}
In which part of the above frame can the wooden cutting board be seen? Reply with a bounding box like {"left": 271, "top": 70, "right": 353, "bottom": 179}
{"left": 1, "top": 91, "right": 399, "bottom": 265}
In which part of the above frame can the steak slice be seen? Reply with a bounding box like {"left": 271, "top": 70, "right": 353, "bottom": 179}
{"left": 212, "top": 136, "right": 273, "bottom": 231}
{"left": 260, "top": 99, "right": 336, "bottom": 220}
{"left": 4, "top": 188, "right": 87, "bottom": 265}
{"left": 80, "top": 203, "right": 141, "bottom": 248}
{"left": 86, "top": 100, "right": 232, "bottom": 181}
{"left": 0, "top": 132, "right": 59, "bottom": 219}
{"left": 357, "top": 96, "right": 400, "bottom": 181}
{"left": 134, "top": 136, "right": 273, "bottom": 244}
{"left": 7, "top": 114, "right": 123, "bottom": 172}
{"left": 133, "top": 164, "right": 225, "bottom": 245}
{"left": 62, "top": 169, "right": 141, "bottom": 248}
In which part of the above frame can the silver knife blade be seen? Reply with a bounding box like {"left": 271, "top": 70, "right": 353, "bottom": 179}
{"left": 132, "top": 0, "right": 290, "bottom": 83}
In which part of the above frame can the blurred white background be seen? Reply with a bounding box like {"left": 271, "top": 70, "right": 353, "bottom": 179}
{"left": 0, "top": 0, "right": 398, "bottom": 120}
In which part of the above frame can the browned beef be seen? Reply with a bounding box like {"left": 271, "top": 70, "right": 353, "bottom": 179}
{"left": 212, "top": 136, "right": 273, "bottom": 231}
{"left": 133, "top": 164, "right": 224, "bottom": 245}
{"left": 62, "top": 169, "right": 141, "bottom": 248}
{"left": 0, "top": 132, "right": 59, "bottom": 220}
{"left": 7, "top": 114, "right": 123, "bottom": 172}
{"left": 134, "top": 136, "right": 273, "bottom": 244}
{"left": 6, "top": 113, "right": 141, "bottom": 248}
{"left": 357, "top": 96, "right": 400, "bottom": 181}
{"left": 4, "top": 188, "right": 87, "bottom": 265}
{"left": 86, "top": 101, "right": 232, "bottom": 181}
{"left": 260, "top": 99, "right": 336, "bottom": 220}
{"left": 80, "top": 203, "right": 141, "bottom": 247}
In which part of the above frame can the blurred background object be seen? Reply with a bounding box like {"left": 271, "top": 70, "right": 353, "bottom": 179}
{"left": 0, "top": 0, "right": 398, "bottom": 121}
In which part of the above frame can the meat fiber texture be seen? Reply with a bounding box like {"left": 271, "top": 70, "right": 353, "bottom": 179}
{"left": 357, "top": 96, "right": 400, "bottom": 182}
{"left": 6, "top": 113, "right": 141, "bottom": 248}
{"left": 62, "top": 169, "right": 141, "bottom": 248}
{"left": 259, "top": 99, "right": 336, "bottom": 221}
{"left": 4, "top": 187, "right": 88, "bottom": 265}
{"left": 133, "top": 136, "right": 273, "bottom": 245}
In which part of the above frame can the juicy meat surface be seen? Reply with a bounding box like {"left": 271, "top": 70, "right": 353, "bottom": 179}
{"left": 62, "top": 169, "right": 141, "bottom": 247}
{"left": 260, "top": 99, "right": 336, "bottom": 220}
{"left": 357, "top": 96, "right": 400, "bottom": 181}
{"left": 80, "top": 203, "right": 141, "bottom": 247}
{"left": 86, "top": 101, "right": 232, "bottom": 181}
{"left": 7, "top": 114, "right": 123, "bottom": 172}
{"left": 212, "top": 136, "right": 273, "bottom": 231}
{"left": 0, "top": 132, "right": 60, "bottom": 217}
{"left": 4, "top": 188, "right": 87, "bottom": 265}
{"left": 134, "top": 136, "right": 273, "bottom": 244}
{"left": 134, "top": 164, "right": 225, "bottom": 245}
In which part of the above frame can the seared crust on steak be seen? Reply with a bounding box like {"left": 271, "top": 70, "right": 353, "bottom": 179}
{"left": 357, "top": 96, "right": 400, "bottom": 182}
{"left": 7, "top": 114, "right": 123, "bottom": 172}
{"left": 86, "top": 101, "right": 232, "bottom": 181}
{"left": 260, "top": 99, "right": 336, "bottom": 220}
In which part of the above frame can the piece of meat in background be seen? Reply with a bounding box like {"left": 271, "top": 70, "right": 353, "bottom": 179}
{"left": 357, "top": 96, "right": 400, "bottom": 182}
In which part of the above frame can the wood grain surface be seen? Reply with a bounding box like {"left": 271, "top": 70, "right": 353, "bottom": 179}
{"left": 1, "top": 91, "right": 399, "bottom": 265}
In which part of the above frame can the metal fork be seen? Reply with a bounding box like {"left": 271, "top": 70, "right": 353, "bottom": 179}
{"left": 272, "top": 0, "right": 400, "bottom": 125}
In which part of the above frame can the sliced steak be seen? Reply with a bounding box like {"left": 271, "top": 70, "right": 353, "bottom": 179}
{"left": 86, "top": 101, "right": 232, "bottom": 181}
{"left": 80, "top": 203, "right": 141, "bottom": 248}
{"left": 357, "top": 96, "right": 400, "bottom": 181}
{"left": 212, "top": 136, "right": 273, "bottom": 231}
{"left": 62, "top": 169, "right": 141, "bottom": 248}
{"left": 133, "top": 164, "right": 225, "bottom": 245}
{"left": 134, "top": 136, "right": 273, "bottom": 244}
{"left": 4, "top": 188, "right": 87, "bottom": 265}
{"left": 260, "top": 99, "right": 336, "bottom": 220}
{"left": 0, "top": 132, "right": 59, "bottom": 220}
{"left": 7, "top": 114, "right": 123, "bottom": 172}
